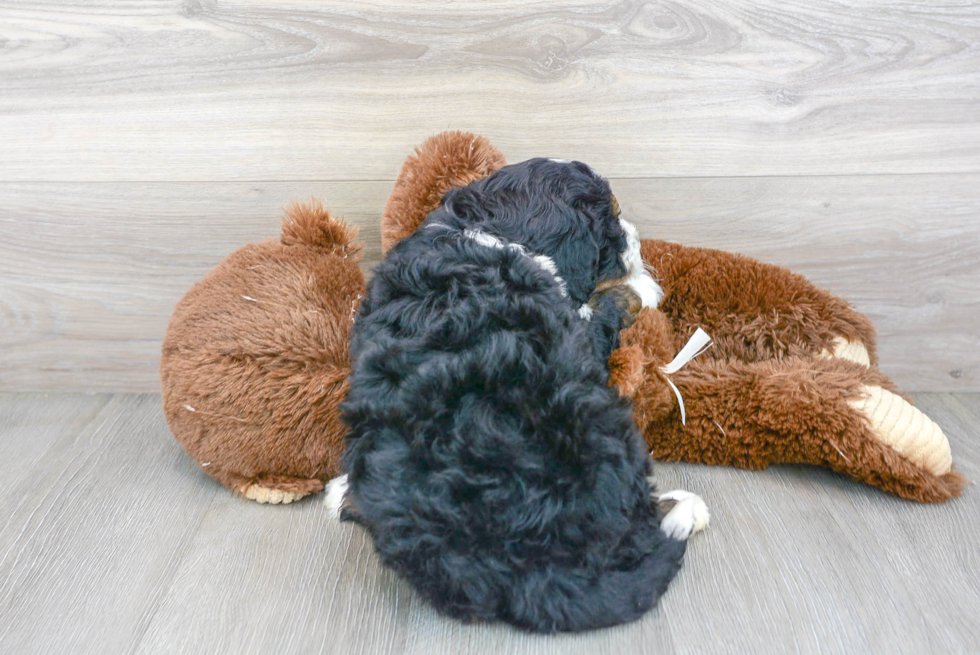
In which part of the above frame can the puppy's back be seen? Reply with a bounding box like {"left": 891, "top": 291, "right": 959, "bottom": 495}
{"left": 342, "top": 232, "right": 688, "bottom": 632}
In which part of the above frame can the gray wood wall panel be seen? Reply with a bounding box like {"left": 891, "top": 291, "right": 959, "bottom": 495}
{"left": 2, "top": 176, "right": 977, "bottom": 392}
{"left": 0, "top": 392, "right": 976, "bottom": 654}
{"left": 1, "top": 0, "right": 979, "bottom": 181}
{"left": 616, "top": 175, "right": 980, "bottom": 392}
{"left": 0, "top": 181, "right": 384, "bottom": 392}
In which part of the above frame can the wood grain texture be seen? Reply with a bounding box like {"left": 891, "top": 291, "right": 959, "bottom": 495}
{"left": 0, "top": 394, "right": 219, "bottom": 655}
{"left": 0, "top": 181, "right": 384, "bottom": 392}
{"left": 2, "top": 0, "right": 978, "bottom": 648}
{"left": 0, "top": 392, "right": 109, "bottom": 506}
{"left": 1, "top": 0, "right": 979, "bottom": 181}
{"left": 2, "top": 174, "right": 976, "bottom": 392}
{"left": 134, "top": 504, "right": 415, "bottom": 655}
{"left": 0, "top": 392, "right": 976, "bottom": 654}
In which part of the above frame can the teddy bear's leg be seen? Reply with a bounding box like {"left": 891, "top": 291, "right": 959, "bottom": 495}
{"left": 639, "top": 239, "right": 878, "bottom": 366}
{"left": 643, "top": 357, "right": 965, "bottom": 503}
{"left": 242, "top": 478, "right": 321, "bottom": 505}
{"left": 820, "top": 336, "right": 871, "bottom": 366}
{"left": 846, "top": 385, "right": 951, "bottom": 476}
{"left": 654, "top": 489, "right": 711, "bottom": 540}
{"left": 381, "top": 131, "right": 507, "bottom": 253}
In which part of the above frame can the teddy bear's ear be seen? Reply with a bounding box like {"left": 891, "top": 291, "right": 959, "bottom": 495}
{"left": 280, "top": 198, "right": 362, "bottom": 259}
{"left": 381, "top": 131, "right": 507, "bottom": 253}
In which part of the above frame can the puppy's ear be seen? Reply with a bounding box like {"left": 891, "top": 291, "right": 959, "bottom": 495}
{"left": 548, "top": 225, "right": 599, "bottom": 305}
{"left": 441, "top": 186, "right": 484, "bottom": 222}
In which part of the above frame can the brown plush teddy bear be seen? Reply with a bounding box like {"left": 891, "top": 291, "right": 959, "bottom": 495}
{"left": 160, "top": 136, "right": 506, "bottom": 504}
{"left": 161, "top": 130, "right": 965, "bottom": 504}
{"left": 160, "top": 199, "right": 363, "bottom": 504}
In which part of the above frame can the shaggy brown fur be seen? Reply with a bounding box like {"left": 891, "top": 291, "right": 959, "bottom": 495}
{"left": 644, "top": 240, "right": 880, "bottom": 365}
{"left": 160, "top": 199, "right": 365, "bottom": 502}
{"left": 380, "top": 131, "right": 965, "bottom": 503}
{"left": 381, "top": 131, "right": 507, "bottom": 254}
{"left": 616, "top": 301, "right": 967, "bottom": 504}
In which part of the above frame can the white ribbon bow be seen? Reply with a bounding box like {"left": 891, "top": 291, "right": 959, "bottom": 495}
{"left": 659, "top": 328, "right": 713, "bottom": 425}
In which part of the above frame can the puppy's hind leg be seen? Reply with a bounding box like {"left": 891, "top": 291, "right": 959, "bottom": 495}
{"left": 322, "top": 474, "right": 349, "bottom": 519}
{"left": 655, "top": 488, "right": 710, "bottom": 540}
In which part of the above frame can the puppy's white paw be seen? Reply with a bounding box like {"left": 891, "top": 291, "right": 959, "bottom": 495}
{"left": 323, "top": 474, "right": 348, "bottom": 519}
{"left": 657, "top": 489, "right": 710, "bottom": 540}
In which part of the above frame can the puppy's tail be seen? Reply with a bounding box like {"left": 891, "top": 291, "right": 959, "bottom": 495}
{"left": 280, "top": 198, "right": 362, "bottom": 260}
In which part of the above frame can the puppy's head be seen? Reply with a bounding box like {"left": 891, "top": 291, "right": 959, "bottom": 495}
{"left": 442, "top": 158, "right": 661, "bottom": 307}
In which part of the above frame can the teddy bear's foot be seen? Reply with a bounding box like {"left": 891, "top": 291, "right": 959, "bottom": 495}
{"left": 847, "top": 385, "right": 952, "bottom": 476}
{"left": 243, "top": 485, "right": 306, "bottom": 505}
{"left": 655, "top": 488, "right": 710, "bottom": 540}
{"left": 237, "top": 473, "right": 324, "bottom": 504}
{"left": 820, "top": 336, "right": 871, "bottom": 366}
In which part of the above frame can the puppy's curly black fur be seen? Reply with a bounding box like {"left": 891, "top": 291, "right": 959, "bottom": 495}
{"left": 341, "top": 159, "right": 687, "bottom": 632}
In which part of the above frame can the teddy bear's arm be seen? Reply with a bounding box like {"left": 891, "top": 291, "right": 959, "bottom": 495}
{"left": 640, "top": 240, "right": 878, "bottom": 366}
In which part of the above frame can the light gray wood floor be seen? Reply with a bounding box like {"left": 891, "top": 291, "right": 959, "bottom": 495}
{"left": 0, "top": 392, "right": 977, "bottom": 655}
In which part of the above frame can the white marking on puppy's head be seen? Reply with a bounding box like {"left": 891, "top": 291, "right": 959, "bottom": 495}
{"left": 463, "top": 228, "right": 506, "bottom": 250}
{"left": 577, "top": 304, "right": 594, "bottom": 320}
{"left": 531, "top": 254, "right": 568, "bottom": 296}
{"left": 618, "top": 217, "right": 663, "bottom": 308}
{"left": 462, "top": 228, "right": 569, "bottom": 298}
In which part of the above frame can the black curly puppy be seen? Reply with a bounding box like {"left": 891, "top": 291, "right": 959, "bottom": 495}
{"left": 330, "top": 158, "right": 708, "bottom": 633}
